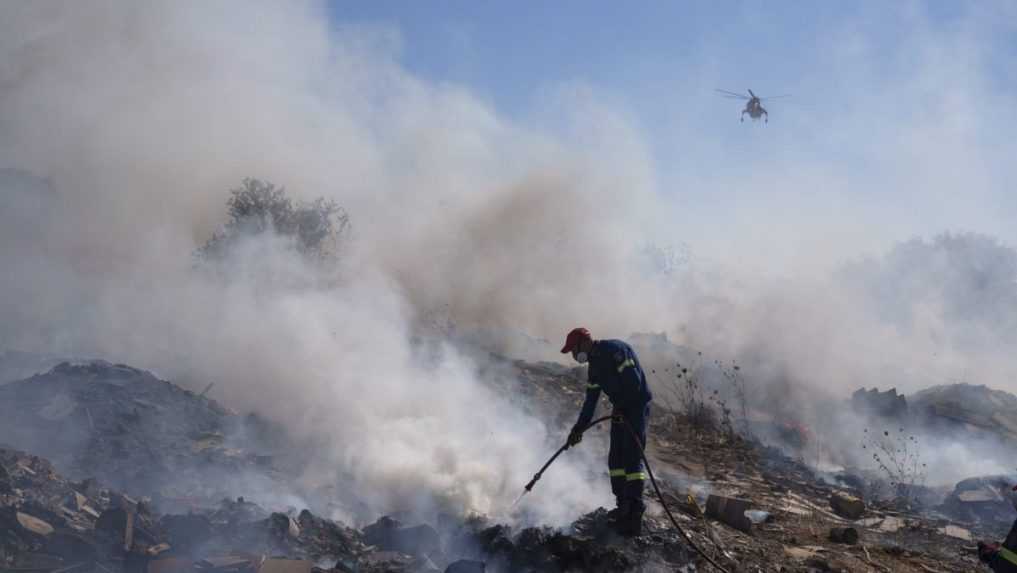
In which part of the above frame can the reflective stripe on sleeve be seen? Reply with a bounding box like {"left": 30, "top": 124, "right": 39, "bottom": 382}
{"left": 609, "top": 469, "right": 626, "bottom": 477}
{"left": 1000, "top": 547, "right": 1017, "bottom": 565}
{"left": 625, "top": 472, "right": 647, "bottom": 481}
{"left": 587, "top": 384, "right": 600, "bottom": 390}
{"left": 617, "top": 359, "right": 635, "bottom": 373}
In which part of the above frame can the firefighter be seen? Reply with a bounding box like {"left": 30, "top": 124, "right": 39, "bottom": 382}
{"left": 978, "top": 485, "right": 1017, "bottom": 572}
{"left": 978, "top": 526, "right": 1017, "bottom": 572}
{"left": 561, "top": 327, "right": 653, "bottom": 536}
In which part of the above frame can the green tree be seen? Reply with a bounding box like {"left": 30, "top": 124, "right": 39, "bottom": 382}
{"left": 198, "top": 178, "right": 349, "bottom": 262}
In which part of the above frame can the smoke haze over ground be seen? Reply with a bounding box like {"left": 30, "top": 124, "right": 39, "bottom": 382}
{"left": 1, "top": 0, "right": 1016, "bottom": 519}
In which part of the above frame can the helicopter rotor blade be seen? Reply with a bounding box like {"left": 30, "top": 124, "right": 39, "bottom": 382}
{"left": 714, "top": 88, "right": 749, "bottom": 100}
{"left": 747, "top": 89, "right": 756, "bottom": 98}
{"left": 760, "top": 94, "right": 792, "bottom": 100}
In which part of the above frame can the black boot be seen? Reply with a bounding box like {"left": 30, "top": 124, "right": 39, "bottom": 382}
{"left": 608, "top": 498, "right": 629, "bottom": 524}
{"left": 618, "top": 503, "right": 645, "bottom": 537}
{"left": 618, "top": 476, "right": 646, "bottom": 536}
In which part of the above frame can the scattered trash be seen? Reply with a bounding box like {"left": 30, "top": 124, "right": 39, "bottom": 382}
{"left": 829, "top": 492, "right": 865, "bottom": 519}
{"left": 828, "top": 527, "right": 859, "bottom": 545}
{"left": 743, "top": 510, "right": 771, "bottom": 524}
{"left": 938, "top": 524, "right": 972, "bottom": 541}
{"left": 878, "top": 516, "right": 903, "bottom": 533}
{"left": 362, "top": 516, "right": 440, "bottom": 557}
{"left": 705, "top": 495, "right": 753, "bottom": 533}
{"left": 783, "top": 546, "right": 820, "bottom": 560}
{"left": 942, "top": 475, "right": 1015, "bottom": 523}
{"left": 16, "top": 511, "right": 55, "bottom": 536}
{"left": 0, "top": 357, "right": 1002, "bottom": 573}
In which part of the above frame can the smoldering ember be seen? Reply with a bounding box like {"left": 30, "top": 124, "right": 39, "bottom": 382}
{"left": 3, "top": 2, "right": 1017, "bottom": 573}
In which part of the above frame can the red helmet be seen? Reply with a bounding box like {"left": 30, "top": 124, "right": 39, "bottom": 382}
{"left": 560, "top": 327, "right": 592, "bottom": 354}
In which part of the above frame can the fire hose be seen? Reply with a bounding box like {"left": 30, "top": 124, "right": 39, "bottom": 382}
{"left": 520, "top": 415, "right": 731, "bottom": 573}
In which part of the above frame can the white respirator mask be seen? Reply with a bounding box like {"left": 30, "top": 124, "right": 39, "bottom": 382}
{"left": 575, "top": 351, "right": 589, "bottom": 364}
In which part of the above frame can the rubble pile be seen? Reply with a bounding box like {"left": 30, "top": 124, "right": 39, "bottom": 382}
{"left": 910, "top": 384, "right": 1017, "bottom": 444}
{"left": 0, "top": 361, "right": 289, "bottom": 510}
{"left": 0, "top": 447, "right": 169, "bottom": 571}
{"left": 513, "top": 361, "right": 1006, "bottom": 572}
{"left": 0, "top": 445, "right": 390, "bottom": 572}
{"left": 942, "top": 476, "right": 1017, "bottom": 525}
{"left": 440, "top": 510, "right": 694, "bottom": 572}
{"left": 4, "top": 355, "right": 1017, "bottom": 571}
{"left": 639, "top": 426, "right": 992, "bottom": 571}
{"left": 1, "top": 443, "right": 703, "bottom": 573}
{"left": 850, "top": 383, "right": 1017, "bottom": 459}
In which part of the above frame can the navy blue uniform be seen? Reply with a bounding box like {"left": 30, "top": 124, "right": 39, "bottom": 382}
{"left": 574, "top": 339, "right": 652, "bottom": 510}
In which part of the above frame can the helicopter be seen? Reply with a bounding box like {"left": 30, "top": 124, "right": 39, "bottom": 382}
{"left": 715, "top": 89, "right": 790, "bottom": 123}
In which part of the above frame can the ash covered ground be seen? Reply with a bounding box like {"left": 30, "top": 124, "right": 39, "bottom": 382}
{"left": 3, "top": 349, "right": 1016, "bottom": 572}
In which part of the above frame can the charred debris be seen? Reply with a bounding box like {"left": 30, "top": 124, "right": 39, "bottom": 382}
{"left": 2, "top": 357, "right": 1016, "bottom": 572}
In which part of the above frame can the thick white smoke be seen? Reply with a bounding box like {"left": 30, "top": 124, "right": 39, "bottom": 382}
{"left": 2, "top": 0, "right": 1016, "bottom": 514}
{"left": 0, "top": 0, "right": 665, "bottom": 525}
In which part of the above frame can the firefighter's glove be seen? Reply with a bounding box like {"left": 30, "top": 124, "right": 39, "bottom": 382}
{"left": 567, "top": 426, "right": 584, "bottom": 448}
{"left": 978, "top": 541, "right": 1000, "bottom": 563}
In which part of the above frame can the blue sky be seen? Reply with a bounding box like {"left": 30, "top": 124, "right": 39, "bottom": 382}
{"left": 325, "top": 2, "right": 1014, "bottom": 132}
{"left": 328, "top": 2, "right": 917, "bottom": 111}
{"left": 324, "top": 2, "right": 1016, "bottom": 270}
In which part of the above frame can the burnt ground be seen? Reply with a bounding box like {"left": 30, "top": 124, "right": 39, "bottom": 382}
{"left": 511, "top": 359, "right": 1004, "bottom": 572}
{"left": 1, "top": 357, "right": 1012, "bottom": 572}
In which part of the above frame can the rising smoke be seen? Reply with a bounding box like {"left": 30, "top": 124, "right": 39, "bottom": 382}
{"left": 0, "top": 0, "right": 657, "bottom": 525}
{"left": 1, "top": 0, "right": 1016, "bottom": 520}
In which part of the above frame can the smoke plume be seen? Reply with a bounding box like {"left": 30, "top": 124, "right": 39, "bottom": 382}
{"left": 2, "top": 0, "right": 1015, "bottom": 516}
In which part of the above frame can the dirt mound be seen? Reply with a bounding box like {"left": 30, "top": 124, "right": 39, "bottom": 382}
{"left": 0, "top": 361, "right": 288, "bottom": 510}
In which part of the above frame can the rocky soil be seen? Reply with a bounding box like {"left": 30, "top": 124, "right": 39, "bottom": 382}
{"left": 2, "top": 358, "right": 1013, "bottom": 572}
